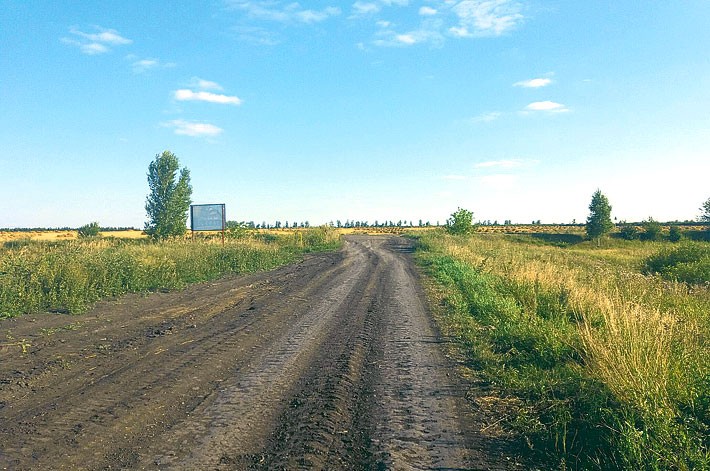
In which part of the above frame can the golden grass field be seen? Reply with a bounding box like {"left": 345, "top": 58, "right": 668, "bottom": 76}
{"left": 0, "top": 230, "right": 147, "bottom": 242}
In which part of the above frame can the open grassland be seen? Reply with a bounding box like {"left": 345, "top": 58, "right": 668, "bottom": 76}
{"left": 414, "top": 230, "right": 709, "bottom": 470}
{"left": 0, "top": 227, "right": 340, "bottom": 318}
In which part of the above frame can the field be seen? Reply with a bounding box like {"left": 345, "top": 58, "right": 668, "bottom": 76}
{"left": 0, "top": 234, "right": 528, "bottom": 470}
{"left": 1, "top": 225, "right": 708, "bottom": 469}
{"left": 414, "top": 229, "right": 709, "bottom": 469}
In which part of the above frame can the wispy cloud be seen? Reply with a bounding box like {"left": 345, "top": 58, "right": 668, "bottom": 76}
{"left": 226, "top": 1, "right": 524, "bottom": 48}
{"left": 352, "top": 1, "right": 381, "bottom": 17}
{"left": 174, "top": 89, "right": 243, "bottom": 105}
{"left": 373, "top": 20, "right": 444, "bottom": 47}
{"left": 163, "top": 120, "right": 224, "bottom": 137}
{"left": 227, "top": 1, "right": 341, "bottom": 24}
{"left": 233, "top": 25, "right": 281, "bottom": 45}
{"left": 449, "top": 0, "right": 524, "bottom": 37}
{"left": 514, "top": 77, "right": 552, "bottom": 88}
{"left": 189, "top": 77, "right": 224, "bottom": 91}
{"left": 364, "top": 0, "right": 523, "bottom": 48}
{"left": 129, "top": 57, "right": 176, "bottom": 73}
{"left": 525, "top": 101, "right": 568, "bottom": 112}
{"left": 470, "top": 111, "right": 502, "bottom": 123}
{"left": 61, "top": 26, "right": 132, "bottom": 55}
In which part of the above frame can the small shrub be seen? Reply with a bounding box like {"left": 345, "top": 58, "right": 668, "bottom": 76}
{"left": 446, "top": 207, "right": 474, "bottom": 235}
{"left": 644, "top": 243, "right": 710, "bottom": 284}
{"left": 641, "top": 218, "right": 663, "bottom": 241}
{"left": 619, "top": 224, "right": 639, "bottom": 241}
{"left": 668, "top": 226, "right": 682, "bottom": 242}
{"left": 78, "top": 222, "right": 101, "bottom": 238}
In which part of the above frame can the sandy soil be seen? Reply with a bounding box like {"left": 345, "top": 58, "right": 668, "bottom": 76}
{"left": 0, "top": 235, "right": 526, "bottom": 470}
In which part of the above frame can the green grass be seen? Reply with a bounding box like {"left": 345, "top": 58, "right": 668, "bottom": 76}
{"left": 0, "top": 227, "right": 340, "bottom": 318}
{"left": 414, "top": 231, "right": 710, "bottom": 470}
{"left": 644, "top": 243, "right": 710, "bottom": 284}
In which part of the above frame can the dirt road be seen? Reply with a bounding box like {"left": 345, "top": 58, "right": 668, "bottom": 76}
{"left": 0, "top": 235, "right": 522, "bottom": 470}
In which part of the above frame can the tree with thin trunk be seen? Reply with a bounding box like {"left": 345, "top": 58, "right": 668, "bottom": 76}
{"left": 586, "top": 190, "right": 614, "bottom": 245}
{"left": 144, "top": 151, "right": 192, "bottom": 240}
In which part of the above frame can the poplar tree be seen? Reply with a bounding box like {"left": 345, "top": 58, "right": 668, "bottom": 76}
{"left": 144, "top": 151, "right": 192, "bottom": 239}
{"left": 586, "top": 190, "right": 614, "bottom": 245}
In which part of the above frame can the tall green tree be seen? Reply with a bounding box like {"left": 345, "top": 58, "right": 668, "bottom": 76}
{"left": 586, "top": 190, "right": 614, "bottom": 244}
{"left": 700, "top": 197, "right": 710, "bottom": 222}
{"left": 144, "top": 151, "right": 192, "bottom": 239}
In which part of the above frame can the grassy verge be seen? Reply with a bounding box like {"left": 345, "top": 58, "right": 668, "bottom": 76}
{"left": 414, "top": 230, "right": 709, "bottom": 470}
{"left": 0, "top": 227, "right": 340, "bottom": 318}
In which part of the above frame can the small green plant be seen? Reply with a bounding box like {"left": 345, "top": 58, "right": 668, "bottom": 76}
{"left": 78, "top": 222, "right": 101, "bottom": 238}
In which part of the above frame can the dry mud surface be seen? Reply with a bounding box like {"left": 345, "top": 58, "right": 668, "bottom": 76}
{"left": 0, "top": 235, "right": 524, "bottom": 470}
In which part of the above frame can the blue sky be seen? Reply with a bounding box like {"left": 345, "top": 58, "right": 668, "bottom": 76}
{"left": 1, "top": 1, "right": 708, "bottom": 228}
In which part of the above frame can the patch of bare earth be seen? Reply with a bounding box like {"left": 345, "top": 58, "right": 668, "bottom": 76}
{"left": 0, "top": 235, "right": 528, "bottom": 470}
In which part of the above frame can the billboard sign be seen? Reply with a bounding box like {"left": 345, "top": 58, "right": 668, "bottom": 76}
{"left": 190, "top": 204, "right": 226, "bottom": 231}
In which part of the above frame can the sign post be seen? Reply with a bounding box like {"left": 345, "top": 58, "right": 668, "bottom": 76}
{"left": 190, "top": 204, "right": 226, "bottom": 245}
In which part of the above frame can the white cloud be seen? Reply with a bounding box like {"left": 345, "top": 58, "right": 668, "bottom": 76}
{"left": 228, "top": 1, "right": 340, "bottom": 24}
{"left": 163, "top": 120, "right": 224, "bottom": 137}
{"left": 174, "top": 89, "right": 243, "bottom": 105}
{"left": 190, "top": 78, "right": 224, "bottom": 91}
{"left": 451, "top": 0, "right": 524, "bottom": 37}
{"left": 72, "top": 28, "right": 132, "bottom": 45}
{"left": 514, "top": 78, "right": 552, "bottom": 88}
{"left": 419, "top": 6, "right": 437, "bottom": 16}
{"left": 374, "top": 25, "right": 443, "bottom": 47}
{"left": 133, "top": 59, "right": 158, "bottom": 72}
{"left": 130, "top": 58, "right": 175, "bottom": 73}
{"left": 81, "top": 42, "right": 109, "bottom": 55}
{"left": 525, "top": 101, "right": 568, "bottom": 112}
{"left": 352, "top": 1, "right": 380, "bottom": 16}
{"left": 396, "top": 33, "right": 417, "bottom": 44}
{"left": 62, "top": 27, "right": 132, "bottom": 55}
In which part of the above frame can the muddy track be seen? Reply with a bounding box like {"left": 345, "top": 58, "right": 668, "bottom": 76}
{"left": 0, "top": 235, "right": 523, "bottom": 470}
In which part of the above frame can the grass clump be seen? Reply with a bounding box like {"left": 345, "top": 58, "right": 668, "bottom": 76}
{"left": 414, "top": 231, "right": 709, "bottom": 470}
